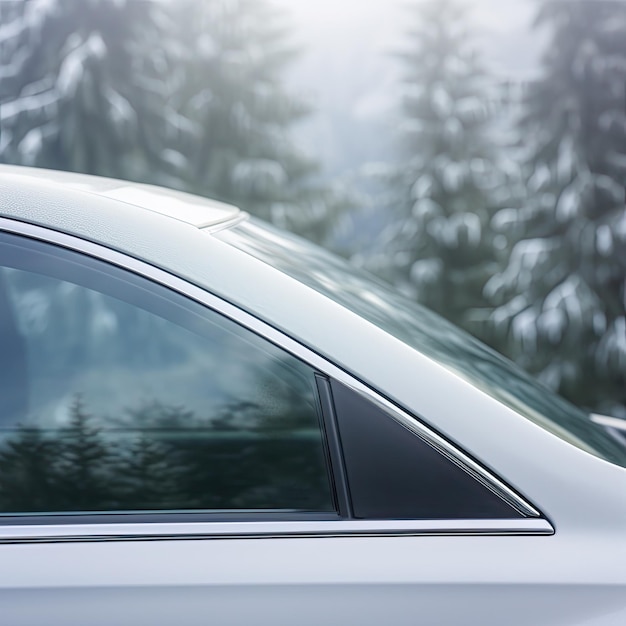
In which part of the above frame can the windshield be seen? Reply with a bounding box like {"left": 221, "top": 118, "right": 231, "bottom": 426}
{"left": 218, "top": 218, "right": 626, "bottom": 469}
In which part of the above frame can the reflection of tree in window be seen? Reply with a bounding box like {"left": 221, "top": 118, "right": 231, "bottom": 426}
{"left": 0, "top": 427, "right": 58, "bottom": 512}
{"left": 0, "top": 395, "right": 332, "bottom": 513}
{"left": 55, "top": 396, "right": 113, "bottom": 511}
{"left": 0, "top": 261, "right": 333, "bottom": 514}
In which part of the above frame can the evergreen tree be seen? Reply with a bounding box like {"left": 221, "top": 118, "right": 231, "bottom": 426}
{"left": 0, "top": 0, "right": 350, "bottom": 245}
{"left": 169, "top": 0, "right": 347, "bottom": 243}
{"left": 0, "top": 0, "right": 172, "bottom": 181}
{"left": 57, "top": 395, "right": 112, "bottom": 509}
{"left": 0, "top": 427, "right": 60, "bottom": 512}
{"left": 118, "top": 434, "right": 181, "bottom": 510}
{"left": 486, "top": 1, "right": 626, "bottom": 417}
{"left": 369, "top": 0, "right": 509, "bottom": 333}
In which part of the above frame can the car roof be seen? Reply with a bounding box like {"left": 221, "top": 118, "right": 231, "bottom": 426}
{"left": 0, "top": 165, "right": 241, "bottom": 229}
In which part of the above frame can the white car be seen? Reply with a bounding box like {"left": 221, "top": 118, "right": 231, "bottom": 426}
{"left": 0, "top": 165, "right": 624, "bottom": 625}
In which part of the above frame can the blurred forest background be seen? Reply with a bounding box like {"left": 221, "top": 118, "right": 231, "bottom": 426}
{"left": 0, "top": 0, "right": 625, "bottom": 419}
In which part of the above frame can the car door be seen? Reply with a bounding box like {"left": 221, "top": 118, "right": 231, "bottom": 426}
{"left": 0, "top": 226, "right": 622, "bottom": 626}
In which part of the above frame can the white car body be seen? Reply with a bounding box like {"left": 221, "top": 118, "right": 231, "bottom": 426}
{"left": 0, "top": 165, "right": 624, "bottom": 625}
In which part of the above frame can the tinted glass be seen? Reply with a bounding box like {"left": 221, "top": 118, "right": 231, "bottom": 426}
{"left": 330, "top": 380, "right": 521, "bottom": 519}
{"left": 0, "top": 233, "right": 333, "bottom": 514}
{"left": 218, "top": 219, "right": 626, "bottom": 468}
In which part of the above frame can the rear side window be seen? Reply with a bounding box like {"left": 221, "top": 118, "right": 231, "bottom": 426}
{"left": 330, "top": 380, "right": 523, "bottom": 519}
{"left": 0, "top": 233, "right": 334, "bottom": 515}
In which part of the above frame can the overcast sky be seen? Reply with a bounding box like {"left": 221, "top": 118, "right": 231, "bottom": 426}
{"left": 269, "top": 0, "right": 541, "bottom": 175}
{"left": 277, "top": 0, "right": 539, "bottom": 77}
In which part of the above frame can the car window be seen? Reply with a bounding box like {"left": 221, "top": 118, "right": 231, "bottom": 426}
{"left": 218, "top": 218, "right": 626, "bottom": 469}
{"left": 329, "top": 380, "right": 524, "bottom": 519}
{"left": 0, "top": 233, "right": 334, "bottom": 515}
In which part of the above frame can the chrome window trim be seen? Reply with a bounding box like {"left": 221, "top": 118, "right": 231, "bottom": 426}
{"left": 0, "top": 518, "right": 554, "bottom": 544}
{"left": 0, "top": 217, "right": 543, "bottom": 523}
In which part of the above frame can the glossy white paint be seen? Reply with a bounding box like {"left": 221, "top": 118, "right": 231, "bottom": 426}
{"left": 1, "top": 534, "right": 625, "bottom": 625}
{"left": 0, "top": 164, "right": 240, "bottom": 228}
{"left": 0, "top": 166, "right": 625, "bottom": 625}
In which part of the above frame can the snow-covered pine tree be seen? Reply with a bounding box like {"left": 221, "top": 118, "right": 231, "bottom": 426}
{"left": 0, "top": 0, "right": 172, "bottom": 182}
{"left": 169, "top": 0, "right": 347, "bottom": 244}
{"left": 369, "top": 0, "right": 508, "bottom": 334}
{"left": 486, "top": 1, "right": 626, "bottom": 417}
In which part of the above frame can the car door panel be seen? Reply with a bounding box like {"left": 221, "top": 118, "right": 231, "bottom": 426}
{"left": 1, "top": 535, "right": 625, "bottom": 625}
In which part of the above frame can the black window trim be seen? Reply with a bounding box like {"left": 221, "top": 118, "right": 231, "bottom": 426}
{"left": 0, "top": 217, "right": 552, "bottom": 542}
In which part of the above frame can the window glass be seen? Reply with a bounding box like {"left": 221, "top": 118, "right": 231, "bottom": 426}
{"left": 330, "top": 380, "right": 522, "bottom": 520}
{"left": 218, "top": 219, "right": 626, "bottom": 469}
{"left": 0, "top": 234, "right": 333, "bottom": 515}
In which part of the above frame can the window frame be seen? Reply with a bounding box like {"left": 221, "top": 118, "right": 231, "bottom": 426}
{"left": 0, "top": 230, "right": 338, "bottom": 520}
{"left": 0, "top": 216, "right": 553, "bottom": 542}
